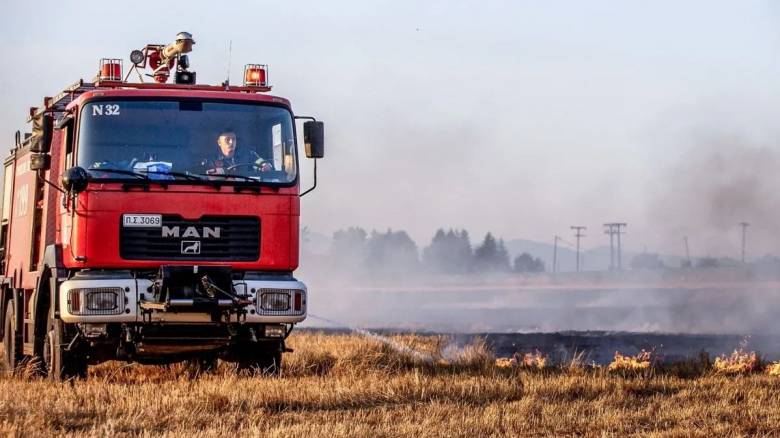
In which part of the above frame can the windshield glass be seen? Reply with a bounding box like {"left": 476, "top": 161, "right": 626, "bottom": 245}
{"left": 77, "top": 100, "right": 297, "bottom": 183}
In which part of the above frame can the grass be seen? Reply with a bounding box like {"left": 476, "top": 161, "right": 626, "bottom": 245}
{"left": 1, "top": 331, "right": 780, "bottom": 436}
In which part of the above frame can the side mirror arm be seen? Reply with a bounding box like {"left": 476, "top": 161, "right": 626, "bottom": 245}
{"left": 300, "top": 159, "right": 317, "bottom": 198}
{"left": 36, "top": 171, "right": 67, "bottom": 195}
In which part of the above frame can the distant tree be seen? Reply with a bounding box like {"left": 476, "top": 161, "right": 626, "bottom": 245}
{"left": 454, "top": 230, "right": 474, "bottom": 272}
{"left": 330, "top": 227, "right": 368, "bottom": 269}
{"left": 423, "top": 229, "right": 448, "bottom": 272}
{"left": 365, "top": 229, "right": 419, "bottom": 274}
{"left": 630, "top": 252, "right": 665, "bottom": 270}
{"left": 422, "top": 228, "right": 473, "bottom": 273}
{"left": 474, "top": 232, "right": 510, "bottom": 272}
{"left": 513, "top": 252, "right": 545, "bottom": 273}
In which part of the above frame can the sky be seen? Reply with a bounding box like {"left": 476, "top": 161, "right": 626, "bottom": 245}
{"left": 2, "top": 1, "right": 780, "bottom": 258}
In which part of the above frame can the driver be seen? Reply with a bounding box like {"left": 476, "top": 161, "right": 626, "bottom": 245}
{"left": 201, "top": 130, "right": 272, "bottom": 174}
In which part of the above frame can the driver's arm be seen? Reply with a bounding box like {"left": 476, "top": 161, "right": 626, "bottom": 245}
{"left": 248, "top": 150, "right": 274, "bottom": 171}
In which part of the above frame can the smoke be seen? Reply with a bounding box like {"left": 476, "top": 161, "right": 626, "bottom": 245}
{"left": 645, "top": 133, "right": 780, "bottom": 258}
{"left": 302, "top": 271, "right": 780, "bottom": 334}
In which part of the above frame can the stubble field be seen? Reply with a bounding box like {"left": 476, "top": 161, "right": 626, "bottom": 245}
{"left": 1, "top": 331, "right": 780, "bottom": 437}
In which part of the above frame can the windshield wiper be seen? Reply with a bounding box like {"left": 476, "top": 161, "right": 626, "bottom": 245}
{"left": 195, "top": 173, "right": 260, "bottom": 182}
{"left": 87, "top": 168, "right": 148, "bottom": 180}
{"left": 142, "top": 170, "right": 204, "bottom": 181}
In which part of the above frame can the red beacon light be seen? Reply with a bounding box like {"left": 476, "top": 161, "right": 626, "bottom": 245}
{"left": 99, "top": 58, "right": 123, "bottom": 81}
{"left": 244, "top": 64, "right": 268, "bottom": 87}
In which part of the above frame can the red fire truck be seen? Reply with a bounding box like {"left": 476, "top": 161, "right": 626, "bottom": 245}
{"left": 0, "top": 33, "right": 324, "bottom": 379}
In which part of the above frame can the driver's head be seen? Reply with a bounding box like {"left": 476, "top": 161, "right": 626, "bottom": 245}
{"left": 217, "top": 131, "right": 237, "bottom": 158}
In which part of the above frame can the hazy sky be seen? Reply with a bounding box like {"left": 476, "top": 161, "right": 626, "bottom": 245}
{"left": 2, "top": 1, "right": 780, "bottom": 258}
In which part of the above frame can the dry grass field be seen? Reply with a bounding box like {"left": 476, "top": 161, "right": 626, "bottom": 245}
{"left": 2, "top": 331, "right": 780, "bottom": 437}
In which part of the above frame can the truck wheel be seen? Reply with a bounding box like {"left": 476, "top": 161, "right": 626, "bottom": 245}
{"left": 183, "top": 356, "right": 219, "bottom": 376}
{"left": 43, "top": 315, "right": 87, "bottom": 381}
{"left": 2, "top": 303, "right": 22, "bottom": 375}
{"left": 237, "top": 347, "right": 282, "bottom": 375}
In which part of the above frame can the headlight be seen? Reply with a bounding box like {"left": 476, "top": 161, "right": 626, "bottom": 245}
{"left": 68, "top": 288, "right": 123, "bottom": 315}
{"left": 260, "top": 291, "right": 291, "bottom": 311}
{"left": 256, "top": 289, "right": 305, "bottom": 315}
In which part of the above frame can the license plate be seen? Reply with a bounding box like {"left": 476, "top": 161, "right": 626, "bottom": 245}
{"left": 122, "top": 214, "right": 162, "bottom": 228}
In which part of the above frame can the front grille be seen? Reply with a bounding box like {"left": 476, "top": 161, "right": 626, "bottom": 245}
{"left": 120, "top": 215, "right": 260, "bottom": 261}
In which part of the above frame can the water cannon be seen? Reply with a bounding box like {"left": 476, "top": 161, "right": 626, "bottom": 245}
{"left": 161, "top": 31, "right": 195, "bottom": 62}
{"left": 127, "top": 31, "right": 197, "bottom": 84}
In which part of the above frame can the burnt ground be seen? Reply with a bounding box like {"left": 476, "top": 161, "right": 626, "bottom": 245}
{"left": 301, "top": 281, "right": 780, "bottom": 363}
{"left": 300, "top": 327, "right": 780, "bottom": 365}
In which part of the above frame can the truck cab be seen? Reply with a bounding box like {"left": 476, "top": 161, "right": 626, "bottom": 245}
{"left": 0, "top": 36, "right": 324, "bottom": 379}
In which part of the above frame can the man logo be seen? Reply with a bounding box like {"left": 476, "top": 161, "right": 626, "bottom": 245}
{"left": 162, "top": 226, "right": 221, "bottom": 239}
{"left": 181, "top": 240, "right": 201, "bottom": 255}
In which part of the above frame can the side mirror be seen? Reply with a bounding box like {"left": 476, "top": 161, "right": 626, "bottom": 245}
{"left": 30, "top": 113, "right": 53, "bottom": 153}
{"left": 303, "top": 121, "right": 324, "bottom": 159}
{"left": 30, "top": 154, "right": 51, "bottom": 171}
{"left": 61, "top": 166, "right": 89, "bottom": 194}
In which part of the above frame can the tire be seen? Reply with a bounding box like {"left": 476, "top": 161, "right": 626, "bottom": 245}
{"left": 236, "top": 344, "right": 282, "bottom": 375}
{"left": 43, "top": 314, "right": 87, "bottom": 381}
{"left": 183, "top": 356, "right": 219, "bottom": 376}
{"left": 2, "top": 302, "right": 22, "bottom": 375}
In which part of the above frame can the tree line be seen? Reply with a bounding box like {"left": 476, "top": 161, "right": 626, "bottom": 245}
{"left": 320, "top": 227, "right": 545, "bottom": 276}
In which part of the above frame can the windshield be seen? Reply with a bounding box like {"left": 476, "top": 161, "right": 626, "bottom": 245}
{"left": 77, "top": 100, "right": 297, "bottom": 183}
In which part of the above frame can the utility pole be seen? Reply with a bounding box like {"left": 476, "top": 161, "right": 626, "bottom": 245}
{"left": 617, "top": 224, "right": 625, "bottom": 270}
{"left": 604, "top": 224, "right": 615, "bottom": 270}
{"left": 571, "top": 226, "right": 586, "bottom": 272}
{"left": 739, "top": 222, "right": 749, "bottom": 264}
{"left": 683, "top": 236, "right": 691, "bottom": 267}
{"left": 604, "top": 223, "right": 627, "bottom": 271}
{"left": 552, "top": 235, "right": 560, "bottom": 274}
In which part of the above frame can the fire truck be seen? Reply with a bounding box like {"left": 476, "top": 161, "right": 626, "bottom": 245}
{"left": 0, "top": 32, "right": 324, "bottom": 379}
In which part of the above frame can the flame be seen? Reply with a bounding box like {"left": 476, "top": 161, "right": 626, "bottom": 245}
{"left": 765, "top": 362, "right": 780, "bottom": 376}
{"left": 713, "top": 350, "right": 760, "bottom": 375}
{"left": 495, "top": 358, "right": 514, "bottom": 368}
{"left": 608, "top": 350, "right": 653, "bottom": 372}
{"left": 519, "top": 350, "right": 548, "bottom": 369}
{"left": 495, "top": 350, "right": 548, "bottom": 369}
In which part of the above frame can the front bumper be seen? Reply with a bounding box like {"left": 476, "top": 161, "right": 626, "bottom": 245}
{"left": 58, "top": 277, "right": 307, "bottom": 324}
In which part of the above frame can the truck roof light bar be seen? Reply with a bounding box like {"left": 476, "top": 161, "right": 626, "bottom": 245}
{"left": 90, "top": 80, "right": 272, "bottom": 93}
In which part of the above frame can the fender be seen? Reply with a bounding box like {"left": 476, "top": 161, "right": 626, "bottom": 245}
{"left": 30, "top": 245, "right": 65, "bottom": 351}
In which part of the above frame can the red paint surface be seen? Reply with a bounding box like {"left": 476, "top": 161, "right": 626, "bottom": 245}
{"left": 4, "top": 85, "right": 302, "bottom": 285}
{"left": 59, "top": 185, "right": 298, "bottom": 271}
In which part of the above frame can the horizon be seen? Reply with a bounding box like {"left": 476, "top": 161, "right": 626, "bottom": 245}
{"left": 302, "top": 224, "right": 767, "bottom": 267}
